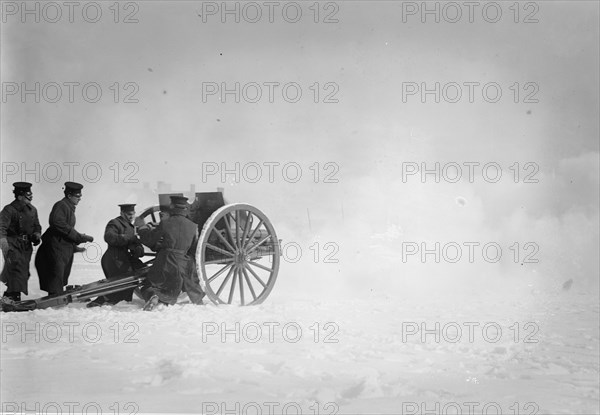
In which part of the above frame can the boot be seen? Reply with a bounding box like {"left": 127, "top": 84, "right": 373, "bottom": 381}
{"left": 86, "top": 296, "right": 108, "bottom": 308}
{"left": 3, "top": 292, "right": 21, "bottom": 302}
{"left": 143, "top": 295, "right": 159, "bottom": 311}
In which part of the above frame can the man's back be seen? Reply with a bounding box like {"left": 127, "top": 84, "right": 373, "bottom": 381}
{"left": 158, "top": 214, "right": 198, "bottom": 253}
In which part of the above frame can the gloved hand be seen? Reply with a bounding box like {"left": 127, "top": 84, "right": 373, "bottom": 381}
{"left": 32, "top": 232, "right": 41, "bottom": 246}
{"left": 0, "top": 237, "right": 8, "bottom": 253}
{"left": 81, "top": 234, "right": 94, "bottom": 243}
{"left": 138, "top": 222, "right": 156, "bottom": 233}
{"left": 128, "top": 243, "right": 145, "bottom": 258}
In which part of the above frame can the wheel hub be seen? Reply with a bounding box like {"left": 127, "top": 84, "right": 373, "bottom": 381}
{"left": 235, "top": 251, "right": 248, "bottom": 264}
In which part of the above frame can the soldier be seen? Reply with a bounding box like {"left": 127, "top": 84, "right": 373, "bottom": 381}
{"left": 140, "top": 195, "right": 200, "bottom": 310}
{"left": 0, "top": 182, "right": 42, "bottom": 303}
{"left": 35, "top": 182, "right": 94, "bottom": 295}
{"left": 87, "top": 204, "right": 145, "bottom": 307}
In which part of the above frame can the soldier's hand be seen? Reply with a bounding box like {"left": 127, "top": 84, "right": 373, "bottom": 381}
{"left": 81, "top": 234, "right": 94, "bottom": 243}
{"left": 0, "top": 238, "right": 8, "bottom": 253}
{"left": 119, "top": 233, "right": 135, "bottom": 243}
{"left": 129, "top": 243, "right": 145, "bottom": 258}
{"left": 32, "top": 232, "right": 41, "bottom": 246}
{"left": 137, "top": 223, "right": 153, "bottom": 232}
{"left": 133, "top": 217, "right": 146, "bottom": 228}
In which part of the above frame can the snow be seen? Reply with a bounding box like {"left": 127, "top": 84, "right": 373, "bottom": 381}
{"left": 2, "top": 1, "right": 599, "bottom": 412}
{"left": 1, "top": 258, "right": 598, "bottom": 414}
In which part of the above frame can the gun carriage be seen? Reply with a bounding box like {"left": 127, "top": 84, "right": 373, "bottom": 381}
{"left": 2, "top": 192, "right": 281, "bottom": 312}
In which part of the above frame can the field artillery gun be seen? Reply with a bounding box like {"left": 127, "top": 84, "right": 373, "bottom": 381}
{"left": 1, "top": 191, "right": 281, "bottom": 312}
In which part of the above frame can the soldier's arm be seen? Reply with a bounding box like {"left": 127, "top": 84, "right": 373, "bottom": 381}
{"left": 0, "top": 206, "right": 12, "bottom": 239}
{"left": 49, "top": 202, "right": 84, "bottom": 242}
{"left": 136, "top": 224, "right": 153, "bottom": 248}
{"left": 138, "top": 223, "right": 164, "bottom": 251}
{"left": 30, "top": 206, "right": 42, "bottom": 245}
{"left": 32, "top": 206, "right": 42, "bottom": 235}
{"left": 0, "top": 206, "right": 15, "bottom": 253}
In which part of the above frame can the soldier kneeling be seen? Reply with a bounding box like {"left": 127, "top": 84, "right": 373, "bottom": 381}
{"left": 138, "top": 196, "right": 201, "bottom": 311}
{"left": 88, "top": 204, "right": 145, "bottom": 308}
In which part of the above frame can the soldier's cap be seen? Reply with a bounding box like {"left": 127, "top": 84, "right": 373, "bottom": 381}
{"left": 13, "top": 182, "right": 32, "bottom": 195}
{"left": 170, "top": 195, "right": 189, "bottom": 210}
{"left": 64, "top": 181, "right": 84, "bottom": 195}
{"left": 119, "top": 204, "right": 136, "bottom": 213}
{"left": 170, "top": 195, "right": 188, "bottom": 204}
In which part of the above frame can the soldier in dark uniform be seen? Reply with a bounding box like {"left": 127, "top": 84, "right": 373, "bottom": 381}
{"left": 0, "top": 182, "right": 42, "bottom": 303}
{"left": 137, "top": 203, "right": 205, "bottom": 305}
{"left": 35, "top": 182, "right": 94, "bottom": 295}
{"left": 140, "top": 196, "right": 200, "bottom": 310}
{"left": 87, "top": 204, "right": 145, "bottom": 307}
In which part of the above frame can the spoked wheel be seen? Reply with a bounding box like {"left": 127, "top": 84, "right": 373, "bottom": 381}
{"left": 137, "top": 205, "right": 162, "bottom": 225}
{"left": 197, "top": 203, "right": 281, "bottom": 306}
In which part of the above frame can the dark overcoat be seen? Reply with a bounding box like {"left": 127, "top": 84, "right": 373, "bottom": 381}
{"left": 101, "top": 215, "right": 144, "bottom": 277}
{"left": 0, "top": 200, "right": 41, "bottom": 294}
{"left": 100, "top": 215, "right": 144, "bottom": 302}
{"left": 142, "top": 212, "right": 198, "bottom": 304}
{"left": 35, "top": 198, "right": 86, "bottom": 294}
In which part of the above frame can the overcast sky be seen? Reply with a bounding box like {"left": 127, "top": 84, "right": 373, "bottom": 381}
{"left": 1, "top": 1, "right": 598, "bottom": 290}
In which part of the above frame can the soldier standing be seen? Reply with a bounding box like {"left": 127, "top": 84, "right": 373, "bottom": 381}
{"left": 87, "top": 204, "right": 145, "bottom": 307}
{"left": 0, "top": 182, "right": 42, "bottom": 303}
{"left": 140, "top": 195, "right": 200, "bottom": 310}
{"left": 35, "top": 182, "right": 94, "bottom": 295}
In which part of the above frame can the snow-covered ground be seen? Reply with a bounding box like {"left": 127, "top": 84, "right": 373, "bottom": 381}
{"left": 2, "top": 1, "right": 599, "bottom": 413}
{"left": 1, "top": 257, "right": 598, "bottom": 415}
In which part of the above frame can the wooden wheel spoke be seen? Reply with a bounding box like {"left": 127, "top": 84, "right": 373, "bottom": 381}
{"left": 242, "top": 267, "right": 257, "bottom": 300}
{"left": 244, "top": 263, "right": 267, "bottom": 288}
{"left": 235, "top": 211, "right": 241, "bottom": 248}
{"left": 246, "top": 235, "right": 272, "bottom": 255}
{"left": 205, "top": 258, "right": 234, "bottom": 265}
{"left": 208, "top": 262, "right": 233, "bottom": 284}
{"left": 228, "top": 267, "right": 238, "bottom": 304}
{"left": 223, "top": 215, "right": 238, "bottom": 250}
{"left": 216, "top": 265, "right": 235, "bottom": 296}
{"left": 211, "top": 228, "right": 236, "bottom": 253}
{"left": 248, "top": 260, "right": 273, "bottom": 273}
{"left": 206, "top": 242, "right": 234, "bottom": 257}
{"left": 151, "top": 212, "right": 157, "bottom": 222}
{"left": 240, "top": 212, "right": 252, "bottom": 249}
{"left": 238, "top": 271, "right": 245, "bottom": 305}
{"left": 246, "top": 219, "right": 264, "bottom": 243}
{"left": 231, "top": 210, "right": 247, "bottom": 235}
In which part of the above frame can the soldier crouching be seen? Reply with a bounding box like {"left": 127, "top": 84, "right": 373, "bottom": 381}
{"left": 87, "top": 204, "right": 145, "bottom": 308}
{"left": 138, "top": 196, "right": 199, "bottom": 310}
